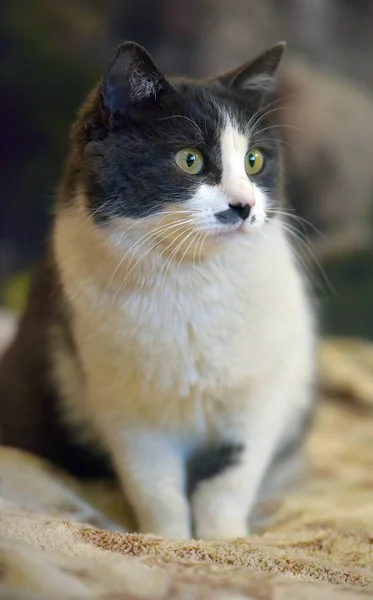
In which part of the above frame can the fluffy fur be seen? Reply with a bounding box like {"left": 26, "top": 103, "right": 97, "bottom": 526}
{"left": 0, "top": 41, "right": 316, "bottom": 540}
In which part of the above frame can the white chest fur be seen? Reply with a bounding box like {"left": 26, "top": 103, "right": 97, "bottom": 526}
{"left": 54, "top": 211, "right": 314, "bottom": 442}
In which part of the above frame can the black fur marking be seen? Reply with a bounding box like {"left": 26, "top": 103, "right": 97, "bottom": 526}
{"left": 229, "top": 203, "right": 251, "bottom": 221}
{"left": 187, "top": 442, "right": 244, "bottom": 497}
{"left": 215, "top": 203, "right": 253, "bottom": 224}
{"left": 215, "top": 207, "right": 241, "bottom": 225}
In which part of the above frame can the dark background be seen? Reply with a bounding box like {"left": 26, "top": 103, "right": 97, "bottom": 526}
{"left": 1, "top": 0, "right": 372, "bottom": 337}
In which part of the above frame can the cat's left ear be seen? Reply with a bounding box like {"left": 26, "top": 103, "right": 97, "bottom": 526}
{"left": 214, "top": 42, "right": 286, "bottom": 96}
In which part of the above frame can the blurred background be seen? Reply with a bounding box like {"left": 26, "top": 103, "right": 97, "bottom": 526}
{"left": 1, "top": 0, "right": 372, "bottom": 338}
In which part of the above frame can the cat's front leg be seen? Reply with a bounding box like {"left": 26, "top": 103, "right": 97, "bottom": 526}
{"left": 103, "top": 427, "right": 191, "bottom": 539}
{"left": 192, "top": 374, "right": 311, "bottom": 540}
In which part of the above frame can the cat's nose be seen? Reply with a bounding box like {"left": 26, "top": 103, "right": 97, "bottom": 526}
{"left": 228, "top": 203, "right": 251, "bottom": 221}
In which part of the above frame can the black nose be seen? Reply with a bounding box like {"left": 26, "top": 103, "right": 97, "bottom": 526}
{"left": 228, "top": 203, "right": 251, "bottom": 221}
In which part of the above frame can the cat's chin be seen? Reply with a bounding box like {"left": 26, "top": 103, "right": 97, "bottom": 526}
{"left": 210, "top": 224, "right": 251, "bottom": 240}
{"left": 215, "top": 227, "right": 247, "bottom": 238}
{"left": 193, "top": 226, "right": 252, "bottom": 257}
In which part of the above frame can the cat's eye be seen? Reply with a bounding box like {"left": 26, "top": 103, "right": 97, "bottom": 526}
{"left": 245, "top": 149, "right": 264, "bottom": 176}
{"left": 175, "top": 148, "right": 204, "bottom": 175}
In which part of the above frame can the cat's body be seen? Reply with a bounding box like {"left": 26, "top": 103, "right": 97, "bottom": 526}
{"left": 0, "top": 42, "right": 316, "bottom": 539}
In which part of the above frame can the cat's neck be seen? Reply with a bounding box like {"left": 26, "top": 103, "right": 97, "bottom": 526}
{"left": 53, "top": 203, "right": 287, "bottom": 307}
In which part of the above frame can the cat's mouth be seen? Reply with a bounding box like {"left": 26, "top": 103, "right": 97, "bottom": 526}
{"left": 214, "top": 206, "right": 252, "bottom": 226}
{"left": 211, "top": 208, "right": 264, "bottom": 237}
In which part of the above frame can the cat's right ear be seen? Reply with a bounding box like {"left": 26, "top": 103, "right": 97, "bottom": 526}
{"left": 214, "top": 42, "right": 286, "bottom": 97}
{"left": 100, "top": 42, "right": 172, "bottom": 124}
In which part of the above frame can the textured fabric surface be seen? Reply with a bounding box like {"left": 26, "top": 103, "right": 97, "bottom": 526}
{"left": 0, "top": 315, "right": 372, "bottom": 599}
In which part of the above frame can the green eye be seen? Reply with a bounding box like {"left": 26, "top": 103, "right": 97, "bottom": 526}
{"left": 245, "top": 149, "right": 264, "bottom": 176}
{"left": 175, "top": 148, "right": 204, "bottom": 175}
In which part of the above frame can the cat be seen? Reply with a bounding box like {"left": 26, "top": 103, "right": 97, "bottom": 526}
{"left": 0, "top": 41, "right": 316, "bottom": 540}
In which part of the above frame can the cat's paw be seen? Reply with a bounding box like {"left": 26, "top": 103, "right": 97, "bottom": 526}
{"left": 192, "top": 483, "right": 250, "bottom": 540}
{"left": 194, "top": 507, "right": 249, "bottom": 540}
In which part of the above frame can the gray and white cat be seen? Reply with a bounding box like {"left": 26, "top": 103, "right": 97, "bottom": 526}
{"left": 0, "top": 41, "right": 316, "bottom": 540}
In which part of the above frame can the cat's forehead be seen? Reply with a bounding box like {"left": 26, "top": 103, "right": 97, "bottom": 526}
{"left": 175, "top": 83, "right": 231, "bottom": 117}
{"left": 169, "top": 81, "right": 262, "bottom": 136}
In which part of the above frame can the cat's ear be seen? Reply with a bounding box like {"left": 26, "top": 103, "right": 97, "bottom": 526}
{"left": 100, "top": 42, "right": 171, "bottom": 122}
{"left": 215, "top": 42, "right": 286, "bottom": 96}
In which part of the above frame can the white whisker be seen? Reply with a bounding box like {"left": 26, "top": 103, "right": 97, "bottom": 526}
{"left": 267, "top": 209, "right": 329, "bottom": 243}
{"left": 176, "top": 226, "right": 205, "bottom": 280}
{"left": 111, "top": 223, "right": 192, "bottom": 304}
{"left": 157, "top": 114, "right": 205, "bottom": 142}
{"left": 108, "top": 218, "right": 199, "bottom": 287}
{"left": 271, "top": 217, "right": 333, "bottom": 295}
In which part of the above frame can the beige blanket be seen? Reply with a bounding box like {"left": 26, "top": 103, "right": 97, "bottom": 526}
{"left": 0, "top": 322, "right": 373, "bottom": 598}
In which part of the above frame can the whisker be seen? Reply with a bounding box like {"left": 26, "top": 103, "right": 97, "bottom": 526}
{"left": 249, "top": 106, "right": 293, "bottom": 135}
{"left": 69, "top": 204, "right": 196, "bottom": 243}
{"left": 260, "top": 223, "right": 321, "bottom": 298}
{"left": 198, "top": 231, "right": 209, "bottom": 265}
{"left": 252, "top": 123, "right": 324, "bottom": 150}
{"left": 157, "top": 114, "right": 205, "bottom": 142}
{"left": 159, "top": 224, "right": 202, "bottom": 302}
{"left": 247, "top": 94, "right": 295, "bottom": 131}
{"left": 62, "top": 211, "right": 196, "bottom": 266}
{"left": 118, "top": 216, "right": 198, "bottom": 254}
{"left": 108, "top": 218, "right": 198, "bottom": 287}
{"left": 176, "top": 226, "right": 205, "bottom": 280}
{"left": 147, "top": 221, "right": 199, "bottom": 280}
{"left": 112, "top": 222, "right": 195, "bottom": 303}
{"left": 251, "top": 135, "right": 300, "bottom": 156}
{"left": 192, "top": 229, "right": 206, "bottom": 274}
{"left": 159, "top": 234, "right": 187, "bottom": 307}
{"left": 273, "top": 218, "right": 334, "bottom": 295}
{"left": 267, "top": 209, "right": 329, "bottom": 243}
{"left": 159, "top": 226, "right": 193, "bottom": 281}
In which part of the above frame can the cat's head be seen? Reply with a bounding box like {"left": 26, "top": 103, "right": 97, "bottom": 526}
{"left": 63, "top": 41, "right": 285, "bottom": 262}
